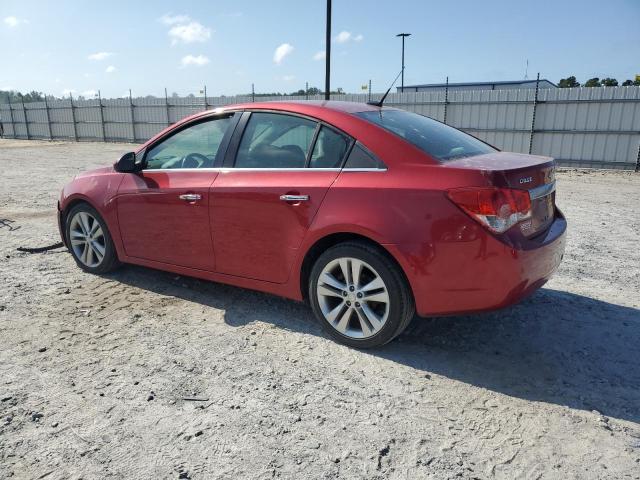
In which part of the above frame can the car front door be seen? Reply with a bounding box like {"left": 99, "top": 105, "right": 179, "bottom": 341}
{"left": 210, "top": 112, "right": 351, "bottom": 283}
{"left": 116, "top": 113, "right": 237, "bottom": 271}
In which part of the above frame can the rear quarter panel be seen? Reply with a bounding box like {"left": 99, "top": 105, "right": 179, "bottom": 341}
{"left": 291, "top": 164, "right": 489, "bottom": 306}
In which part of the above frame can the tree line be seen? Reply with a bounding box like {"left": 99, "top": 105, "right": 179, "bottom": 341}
{"left": 558, "top": 76, "right": 640, "bottom": 88}
{"left": 0, "top": 90, "right": 45, "bottom": 104}
{"left": 2, "top": 78, "right": 639, "bottom": 105}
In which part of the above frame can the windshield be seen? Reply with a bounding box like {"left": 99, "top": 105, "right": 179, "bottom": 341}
{"left": 357, "top": 109, "right": 496, "bottom": 161}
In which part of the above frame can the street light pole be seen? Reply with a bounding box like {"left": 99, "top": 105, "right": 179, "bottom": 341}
{"left": 325, "top": 0, "right": 332, "bottom": 100}
{"left": 396, "top": 33, "right": 411, "bottom": 93}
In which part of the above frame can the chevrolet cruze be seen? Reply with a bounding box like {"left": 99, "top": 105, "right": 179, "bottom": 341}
{"left": 58, "top": 101, "right": 566, "bottom": 348}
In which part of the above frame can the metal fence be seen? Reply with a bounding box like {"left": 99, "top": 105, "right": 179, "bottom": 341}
{"left": 1, "top": 85, "right": 639, "bottom": 170}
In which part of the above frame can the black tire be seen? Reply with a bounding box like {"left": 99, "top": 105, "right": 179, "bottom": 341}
{"left": 309, "top": 241, "right": 415, "bottom": 348}
{"left": 65, "top": 203, "right": 120, "bottom": 274}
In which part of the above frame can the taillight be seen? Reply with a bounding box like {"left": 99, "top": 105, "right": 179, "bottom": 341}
{"left": 447, "top": 187, "right": 532, "bottom": 233}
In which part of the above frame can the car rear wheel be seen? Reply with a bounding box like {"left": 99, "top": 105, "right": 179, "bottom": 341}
{"left": 66, "top": 203, "right": 120, "bottom": 274}
{"left": 309, "top": 241, "right": 415, "bottom": 348}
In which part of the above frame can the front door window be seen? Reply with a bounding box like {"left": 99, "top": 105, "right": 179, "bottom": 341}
{"left": 145, "top": 116, "right": 233, "bottom": 169}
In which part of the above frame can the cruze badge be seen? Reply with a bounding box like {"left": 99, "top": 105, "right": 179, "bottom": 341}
{"left": 519, "top": 176, "right": 533, "bottom": 184}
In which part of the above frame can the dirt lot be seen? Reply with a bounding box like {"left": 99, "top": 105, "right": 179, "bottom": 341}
{"left": 0, "top": 139, "right": 639, "bottom": 480}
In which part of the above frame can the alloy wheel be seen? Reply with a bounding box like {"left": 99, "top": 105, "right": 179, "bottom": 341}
{"left": 69, "top": 211, "right": 106, "bottom": 268}
{"left": 316, "top": 257, "right": 390, "bottom": 339}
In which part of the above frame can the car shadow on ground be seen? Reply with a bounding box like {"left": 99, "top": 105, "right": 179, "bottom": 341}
{"left": 112, "top": 265, "right": 640, "bottom": 424}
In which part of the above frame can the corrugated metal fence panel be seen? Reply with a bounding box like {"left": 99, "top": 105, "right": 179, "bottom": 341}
{"left": 448, "top": 89, "right": 534, "bottom": 154}
{"left": 24, "top": 102, "right": 49, "bottom": 138}
{"left": 48, "top": 99, "right": 74, "bottom": 139}
{"left": 169, "top": 97, "right": 207, "bottom": 124}
{"left": 0, "top": 104, "right": 16, "bottom": 137}
{"left": 2, "top": 87, "right": 639, "bottom": 169}
{"left": 9, "top": 104, "right": 28, "bottom": 138}
{"left": 102, "top": 98, "right": 132, "bottom": 141}
{"left": 132, "top": 98, "right": 166, "bottom": 141}
{"left": 533, "top": 87, "right": 640, "bottom": 168}
{"left": 73, "top": 99, "right": 103, "bottom": 141}
{"left": 384, "top": 91, "right": 446, "bottom": 120}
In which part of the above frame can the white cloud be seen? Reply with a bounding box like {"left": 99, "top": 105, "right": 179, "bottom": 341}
{"left": 169, "top": 21, "right": 211, "bottom": 45}
{"left": 62, "top": 89, "right": 76, "bottom": 96}
{"left": 159, "top": 13, "right": 190, "bottom": 25}
{"left": 333, "top": 31, "right": 363, "bottom": 44}
{"left": 82, "top": 90, "right": 98, "bottom": 98}
{"left": 273, "top": 43, "right": 294, "bottom": 65}
{"left": 105, "top": 65, "right": 116, "bottom": 73}
{"left": 313, "top": 50, "right": 326, "bottom": 61}
{"left": 181, "top": 54, "right": 210, "bottom": 67}
{"left": 334, "top": 31, "right": 351, "bottom": 43}
{"left": 159, "top": 14, "right": 212, "bottom": 45}
{"left": 88, "top": 52, "right": 113, "bottom": 61}
{"left": 283, "top": 75, "right": 295, "bottom": 82}
{"left": 3, "top": 16, "right": 27, "bottom": 28}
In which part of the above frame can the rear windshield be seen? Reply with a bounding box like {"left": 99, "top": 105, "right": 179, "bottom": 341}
{"left": 357, "top": 109, "right": 496, "bottom": 161}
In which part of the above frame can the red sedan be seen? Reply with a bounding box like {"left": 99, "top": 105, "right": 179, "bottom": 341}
{"left": 58, "top": 101, "right": 566, "bottom": 348}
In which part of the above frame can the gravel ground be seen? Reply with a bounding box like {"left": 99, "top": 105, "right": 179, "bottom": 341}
{"left": 0, "top": 139, "right": 639, "bottom": 480}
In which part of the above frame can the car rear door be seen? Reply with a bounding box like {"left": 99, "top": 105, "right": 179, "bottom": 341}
{"left": 210, "top": 111, "right": 351, "bottom": 283}
{"left": 116, "top": 113, "right": 237, "bottom": 271}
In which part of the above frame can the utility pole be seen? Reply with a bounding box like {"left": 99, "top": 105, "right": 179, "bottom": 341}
{"left": 325, "top": 0, "right": 332, "bottom": 100}
{"left": 396, "top": 33, "right": 411, "bottom": 93}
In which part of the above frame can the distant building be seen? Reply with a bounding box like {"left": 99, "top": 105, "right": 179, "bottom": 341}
{"left": 397, "top": 79, "right": 557, "bottom": 93}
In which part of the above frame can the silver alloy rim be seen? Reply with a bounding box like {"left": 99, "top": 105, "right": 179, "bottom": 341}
{"left": 69, "top": 211, "right": 106, "bottom": 268}
{"left": 316, "top": 257, "right": 390, "bottom": 339}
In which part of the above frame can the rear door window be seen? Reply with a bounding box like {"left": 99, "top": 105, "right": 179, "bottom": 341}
{"left": 343, "top": 143, "right": 386, "bottom": 169}
{"left": 309, "top": 126, "right": 350, "bottom": 168}
{"left": 235, "top": 112, "right": 317, "bottom": 168}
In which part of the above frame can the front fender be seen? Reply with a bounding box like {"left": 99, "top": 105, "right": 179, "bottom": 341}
{"left": 59, "top": 173, "right": 126, "bottom": 258}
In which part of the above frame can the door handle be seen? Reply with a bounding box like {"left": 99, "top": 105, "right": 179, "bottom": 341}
{"left": 179, "top": 193, "right": 202, "bottom": 201}
{"left": 280, "top": 194, "right": 309, "bottom": 202}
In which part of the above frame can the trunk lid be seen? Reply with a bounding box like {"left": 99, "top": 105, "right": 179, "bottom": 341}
{"left": 445, "top": 152, "right": 556, "bottom": 237}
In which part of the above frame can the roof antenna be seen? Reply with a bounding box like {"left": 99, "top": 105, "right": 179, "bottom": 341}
{"left": 367, "top": 69, "right": 403, "bottom": 107}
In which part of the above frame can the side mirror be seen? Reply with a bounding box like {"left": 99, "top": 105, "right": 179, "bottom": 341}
{"left": 114, "top": 152, "right": 139, "bottom": 173}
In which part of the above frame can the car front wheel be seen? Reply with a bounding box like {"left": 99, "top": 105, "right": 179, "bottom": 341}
{"left": 65, "top": 203, "right": 120, "bottom": 274}
{"left": 309, "top": 241, "right": 415, "bottom": 348}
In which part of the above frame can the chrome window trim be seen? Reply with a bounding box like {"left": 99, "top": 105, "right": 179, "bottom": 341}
{"left": 140, "top": 167, "right": 387, "bottom": 173}
{"left": 220, "top": 168, "right": 342, "bottom": 172}
{"left": 142, "top": 168, "right": 223, "bottom": 173}
{"left": 340, "top": 167, "right": 388, "bottom": 172}
{"left": 528, "top": 181, "right": 556, "bottom": 200}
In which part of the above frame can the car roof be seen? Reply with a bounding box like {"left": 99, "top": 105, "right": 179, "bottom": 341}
{"left": 227, "top": 100, "right": 383, "bottom": 114}
{"left": 183, "top": 100, "right": 386, "bottom": 123}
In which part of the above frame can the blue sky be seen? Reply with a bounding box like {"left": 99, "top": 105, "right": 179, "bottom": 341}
{"left": 1, "top": 0, "right": 639, "bottom": 98}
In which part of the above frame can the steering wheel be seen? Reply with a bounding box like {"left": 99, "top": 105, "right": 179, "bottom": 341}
{"left": 181, "top": 152, "right": 210, "bottom": 169}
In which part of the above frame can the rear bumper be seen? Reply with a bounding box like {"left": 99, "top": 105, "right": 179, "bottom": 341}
{"left": 393, "top": 210, "right": 567, "bottom": 317}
